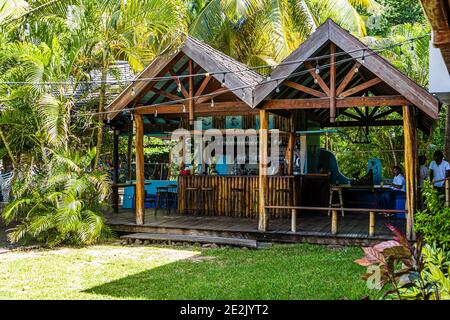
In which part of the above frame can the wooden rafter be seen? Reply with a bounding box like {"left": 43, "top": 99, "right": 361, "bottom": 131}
{"left": 336, "top": 62, "right": 361, "bottom": 96}
{"left": 195, "top": 75, "right": 212, "bottom": 97}
{"left": 373, "top": 107, "right": 399, "bottom": 120}
{"left": 169, "top": 69, "right": 189, "bottom": 98}
{"left": 134, "top": 102, "right": 253, "bottom": 115}
{"left": 263, "top": 95, "right": 409, "bottom": 110}
{"left": 196, "top": 87, "right": 230, "bottom": 104}
{"left": 330, "top": 43, "right": 336, "bottom": 122}
{"left": 339, "top": 77, "right": 382, "bottom": 97}
{"left": 283, "top": 80, "right": 326, "bottom": 98}
{"left": 304, "top": 61, "right": 330, "bottom": 95}
{"left": 149, "top": 87, "right": 182, "bottom": 101}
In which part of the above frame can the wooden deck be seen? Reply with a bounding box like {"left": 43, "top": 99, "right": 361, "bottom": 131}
{"left": 106, "top": 209, "right": 406, "bottom": 246}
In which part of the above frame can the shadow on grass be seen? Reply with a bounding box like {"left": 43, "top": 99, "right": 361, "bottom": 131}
{"left": 83, "top": 245, "right": 376, "bottom": 300}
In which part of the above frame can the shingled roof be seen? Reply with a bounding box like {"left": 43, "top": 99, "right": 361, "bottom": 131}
{"left": 106, "top": 36, "right": 263, "bottom": 119}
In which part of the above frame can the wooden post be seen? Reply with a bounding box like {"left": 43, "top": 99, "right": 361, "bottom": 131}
{"left": 188, "top": 59, "right": 194, "bottom": 129}
{"left": 329, "top": 43, "right": 336, "bottom": 123}
{"left": 126, "top": 125, "right": 133, "bottom": 181}
{"left": 331, "top": 210, "right": 338, "bottom": 235}
{"left": 369, "top": 211, "right": 375, "bottom": 237}
{"left": 135, "top": 113, "right": 145, "bottom": 225}
{"left": 259, "top": 109, "right": 269, "bottom": 231}
{"left": 291, "top": 208, "right": 297, "bottom": 233}
{"left": 112, "top": 129, "right": 120, "bottom": 214}
{"left": 286, "top": 112, "right": 296, "bottom": 176}
{"left": 403, "top": 105, "right": 417, "bottom": 240}
{"left": 446, "top": 179, "right": 450, "bottom": 207}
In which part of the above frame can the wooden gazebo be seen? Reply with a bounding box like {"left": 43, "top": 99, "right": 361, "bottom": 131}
{"left": 106, "top": 19, "right": 440, "bottom": 243}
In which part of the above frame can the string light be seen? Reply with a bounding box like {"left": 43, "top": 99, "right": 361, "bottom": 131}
{"left": 267, "top": 74, "right": 271, "bottom": 81}
{"left": 354, "top": 66, "right": 359, "bottom": 73}
{"left": 241, "top": 89, "right": 246, "bottom": 99}
{"left": 315, "top": 60, "right": 320, "bottom": 74}
{"left": 221, "top": 74, "right": 226, "bottom": 87}
{"left": 361, "top": 50, "right": 366, "bottom": 64}
{"left": 131, "top": 85, "right": 136, "bottom": 96}
{"left": 182, "top": 104, "right": 186, "bottom": 113}
{"left": 275, "top": 80, "right": 280, "bottom": 93}
{"left": 210, "top": 98, "right": 215, "bottom": 108}
{"left": 177, "top": 82, "right": 182, "bottom": 93}
{"left": 154, "top": 109, "right": 158, "bottom": 117}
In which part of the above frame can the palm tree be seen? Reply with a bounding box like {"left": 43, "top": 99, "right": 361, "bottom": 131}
{"left": 188, "top": 0, "right": 381, "bottom": 64}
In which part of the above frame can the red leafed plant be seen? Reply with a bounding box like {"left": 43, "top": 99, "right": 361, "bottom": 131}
{"left": 355, "top": 224, "right": 426, "bottom": 300}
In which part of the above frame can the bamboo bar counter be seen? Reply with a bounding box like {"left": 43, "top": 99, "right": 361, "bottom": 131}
{"left": 178, "top": 175, "right": 299, "bottom": 218}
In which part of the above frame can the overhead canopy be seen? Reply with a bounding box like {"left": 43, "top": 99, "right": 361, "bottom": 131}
{"left": 106, "top": 36, "right": 262, "bottom": 119}
{"left": 421, "top": 0, "right": 450, "bottom": 73}
{"left": 106, "top": 19, "right": 440, "bottom": 134}
{"left": 253, "top": 19, "right": 440, "bottom": 133}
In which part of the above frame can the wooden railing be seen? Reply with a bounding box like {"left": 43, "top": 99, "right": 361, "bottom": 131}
{"left": 431, "top": 177, "right": 450, "bottom": 207}
{"left": 265, "top": 205, "right": 407, "bottom": 236}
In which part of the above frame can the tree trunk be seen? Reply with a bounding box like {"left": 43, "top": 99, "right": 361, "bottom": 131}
{"left": 94, "top": 63, "right": 108, "bottom": 168}
{"left": 0, "top": 127, "right": 17, "bottom": 170}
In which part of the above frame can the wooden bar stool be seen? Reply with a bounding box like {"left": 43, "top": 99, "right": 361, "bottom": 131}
{"left": 228, "top": 188, "right": 245, "bottom": 217}
{"left": 184, "top": 187, "right": 200, "bottom": 215}
{"left": 328, "top": 186, "right": 345, "bottom": 217}
{"left": 155, "top": 186, "right": 169, "bottom": 216}
{"left": 166, "top": 184, "right": 178, "bottom": 215}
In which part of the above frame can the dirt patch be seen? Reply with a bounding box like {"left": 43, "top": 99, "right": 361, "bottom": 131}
{"left": 0, "top": 219, "right": 18, "bottom": 252}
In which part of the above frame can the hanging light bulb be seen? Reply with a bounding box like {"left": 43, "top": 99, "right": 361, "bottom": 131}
{"left": 205, "top": 72, "right": 210, "bottom": 77}
{"left": 155, "top": 109, "right": 158, "bottom": 117}
{"left": 361, "top": 50, "right": 366, "bottom": 64}
{"left": 210, "top": 98, "right": 215, "bottom": 108}
{"left": 131, "top": 85, "right": 136, "bottom": 96}
{"left": 241, "top": 89, "right": 246, "bottom": 99}
{"left": 130, "top": 113, "right": 134, "bottom": 121}
{"left": 267, "top": 74, "right": 271, "bottom": 81}
{"left": 315, "top": 60, "right": 320, "bottom": 74}
{"left": 314, "top": 78, "right": 318, "bottom": 84}
{"left": 177, "top": 82, "right": 182, "bottom": 93}
{"left": 354, "top": 66, "right": 359, "bottom": 73}
{"left": 275, "top": 80, "right": 280, "bottom": 93}
{"left": 182, "top": 104, "right": 186, "bottom": 113}
{"left": 221, "top": 74, "right": 226, "bottom": 87}
{"left": 107, "top": 116, "right": 110, "bottom": 124}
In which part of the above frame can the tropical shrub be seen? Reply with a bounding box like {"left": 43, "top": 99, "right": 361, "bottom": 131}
{"left": 415, "top": 180, "right": 450, "bottom": 247}
{"left": 355, "top": 225, "right": 450, "bottom": 300}
{"left": 1, "top": 148, "right": 113, "bottom": 246}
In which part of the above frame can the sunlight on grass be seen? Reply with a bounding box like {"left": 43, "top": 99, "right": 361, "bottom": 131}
{"left": 0, "top": 245, "right": 201, "bottom": 300}
{"left": 0, "top": 243, "right": 379, "bottom": 300}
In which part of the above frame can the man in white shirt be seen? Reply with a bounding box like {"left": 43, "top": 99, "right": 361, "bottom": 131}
{"left": 380, "top": 166, "right": 406, "bottom": 210}
{"left": 429, "top": 150, "right": 450, "bottom": 193}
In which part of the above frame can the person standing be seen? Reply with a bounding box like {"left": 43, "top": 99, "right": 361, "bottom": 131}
{"left": 419, "top": 155, "right": 428, "bottom": 187}
{"left": 429, "top": 150, "right": 450, "bottom": 193}
{"left": 380, "top": 166, "right": 406, "bottom": 210}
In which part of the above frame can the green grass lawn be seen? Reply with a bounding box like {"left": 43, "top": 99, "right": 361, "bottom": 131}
{"left": 0, "top": 243, "right": 380, "bottom": 300}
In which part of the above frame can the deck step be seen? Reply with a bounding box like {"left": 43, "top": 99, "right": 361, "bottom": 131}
{"left": 120, "top": 232, "right": 265, "bottom": 248}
